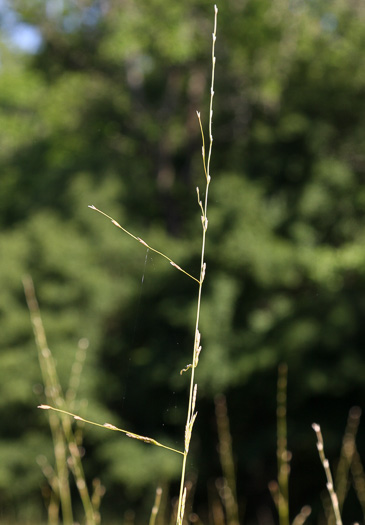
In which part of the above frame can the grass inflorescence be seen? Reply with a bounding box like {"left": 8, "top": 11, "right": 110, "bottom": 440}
{"left": 35, "top": 6, "right": 219, "bottom": 524}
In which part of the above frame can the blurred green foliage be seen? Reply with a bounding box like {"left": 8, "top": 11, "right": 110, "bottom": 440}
{"left": 1, "top": 0, "right": 365, "bottom": 523}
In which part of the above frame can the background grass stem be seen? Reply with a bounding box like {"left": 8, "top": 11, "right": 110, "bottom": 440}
{"left": 277, "top": 363, "right": 290, "bottom": 525}
{"left": 312, "top": 423, "right": 343, "bottom": 525}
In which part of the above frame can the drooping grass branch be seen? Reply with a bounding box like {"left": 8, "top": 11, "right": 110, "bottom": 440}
{"left": 88, "top": 205, "right": 200, "bottom": 284}
{"left": 176, "top": 6, "right": 218, "bottom": 524}
{"left": 38, "top": 405, "right": 184, "bottom": 456}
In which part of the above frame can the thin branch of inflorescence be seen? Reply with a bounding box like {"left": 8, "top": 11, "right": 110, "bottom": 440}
{"left": 38, "top": 405, "right": 184, "bottom": 456}
{"left": 88, "top": 205, "right": 200, "bottom": 284}
{"left": 176, "top": 5, "right": 218, "bottom": 525}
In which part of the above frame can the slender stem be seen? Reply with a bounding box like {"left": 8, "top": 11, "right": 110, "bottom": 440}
{"left": 176, "top": 6, "right": 218, "bottom": 524}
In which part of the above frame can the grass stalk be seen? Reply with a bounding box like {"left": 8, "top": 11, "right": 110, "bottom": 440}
{"left": 335, "top": 406, "right": 365, "bottom": 520}
{"left": 176, "top": 6, "right": 218, "bottom": 524}
{"left": 276, "top": 363, "right": 290, "bottom": 525}
{"left": 291, "top": 505, "right": 311, "bottom": 525}
{"left": 37, "top": 454, "right": 62, "bottom": 525}
{"left": 91, "top": 478, "right": 105, "bottom": 525}
{"left": 24, "top": 275, "right": 98, "bottom": 524}
{"left": 149, "top": 487, "right": 163, "bottom": 525}
{"left": 214, "top": 394, "right": 239, "bottom": 525}
{"left": 23, "top": 275, "right": 74, "bottom": 525}
{"left": 351, "top": 449, "right": 365, "bottom": 519}
{"left": 312, "top": 423, "right": 343, "bottom": 525}
{"left": 335, "top": 406, "right": 361, "bottom": 514}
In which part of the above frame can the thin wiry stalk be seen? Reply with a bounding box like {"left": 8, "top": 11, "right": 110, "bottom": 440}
{"left": 176, "top": 6, "right": 218, "bottom": 524}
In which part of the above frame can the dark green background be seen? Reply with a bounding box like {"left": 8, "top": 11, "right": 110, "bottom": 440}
{"left": 1, "top": 0, "right": 365, "bottom": 523}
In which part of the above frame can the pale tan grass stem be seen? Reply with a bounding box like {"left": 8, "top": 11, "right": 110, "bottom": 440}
{"left": 312, "top": 423, "right": 343, "bottom": 525}
{"left": 23, "top": 275, "right": 73, "bottom": 525}
{"left": 291, "top": 505, "right": 312, "bottom": 525}
{"left": 149, "top": 487, "right": 163, "bottom": 525}
{"left": 24, "top": 275, "right": 98, "bottom": 524}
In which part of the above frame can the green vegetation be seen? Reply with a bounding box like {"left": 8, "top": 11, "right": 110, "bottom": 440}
{"left": 2, "top": 0, "right": 365, "bottom": 523}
